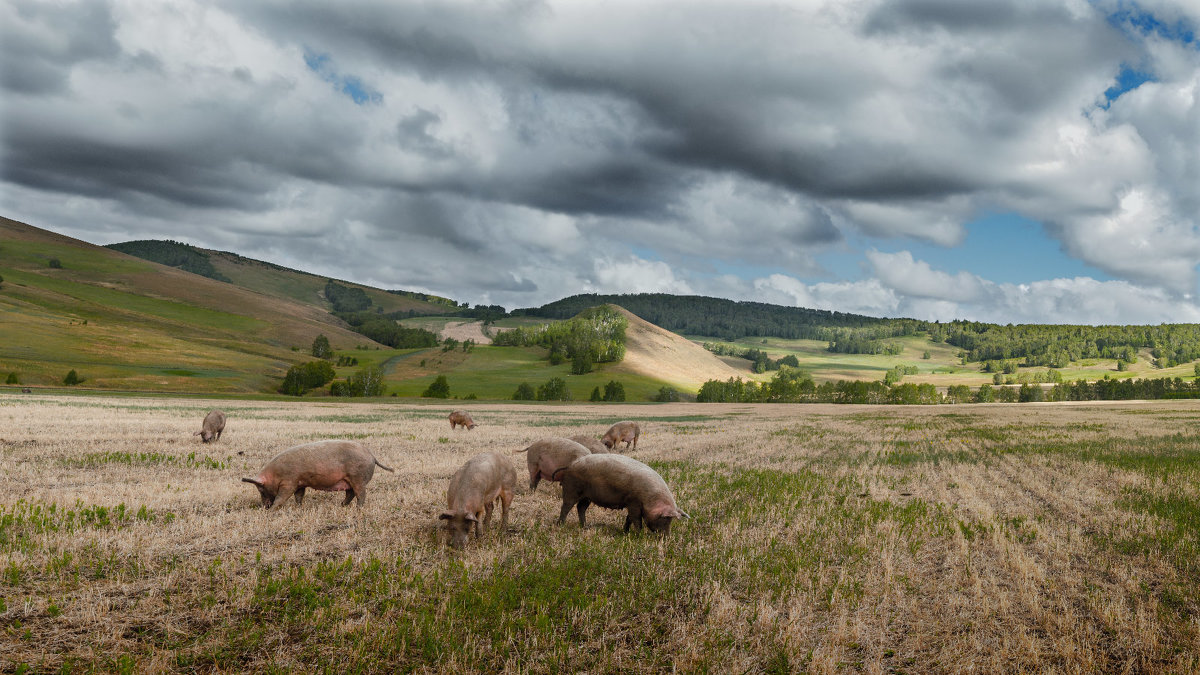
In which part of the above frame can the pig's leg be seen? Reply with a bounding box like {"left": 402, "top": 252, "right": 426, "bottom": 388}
{"left": 499, "top": 487, "right": 512, "bottom": 531}
{"left": 529, "top": 466, "right": 541, "bottom": 491}
{"left": 271, "top": 483, "right": 297, "bottom": 511}
{"left": 293, "top": 487, "right": 306, "bottom": 507}
{"left": 575, "top": 498, "right": 591, "bottom": 527}
{"left": 632, "top": 434, "right": 638, "bottom": 450}
{"left": 625, "top": 504, "right": 643, "bottom": 532}
{"left": 482, "top": 500, "right": 495, "bottom": 535}
{"left": 348, "top": 477, "right": 366, "bottom": 508}
{"left": 473, "top": 508, "right": 485, "bottom": 539}
{"left": 342, "top": 488, "right": 356, "bottom": 506}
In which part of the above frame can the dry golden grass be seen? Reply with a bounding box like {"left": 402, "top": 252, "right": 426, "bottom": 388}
{"left": 3, "top": 395, "right": 1200, "bottom": 673}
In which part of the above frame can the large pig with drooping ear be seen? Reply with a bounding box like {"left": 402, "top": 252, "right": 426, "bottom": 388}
{"left": 440, "top": 451, "right": 517, "bottom": 549}
{"left": 553, "top": 454, "right": 689, "bottom": 534}
{"left": 517, "top": 437, "right": 591, "bottom": 491}
{"left": 568, "top": 434, "right": 609, "bottom": 454}
{"left": 601, "top": 421, "right": 639, "bottom": 451}
{"left": 194, "top": 409, "right": 226, "bottom": 443}
{"left": 241, "top": 440, "right": 393, "bottom": 510}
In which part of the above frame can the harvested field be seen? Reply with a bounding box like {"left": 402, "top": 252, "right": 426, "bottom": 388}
{"left": 3, "top": 394, "right": 1200, "bottom": 673}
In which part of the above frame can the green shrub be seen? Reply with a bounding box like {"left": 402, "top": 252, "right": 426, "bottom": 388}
{"left": 603, "top": 380, "right": 626, "bottom": 402}
{"left": 512, "top": 382, "right": 535, "bottom": 400}
{"left": 63, "top": 369, "right": 81, "bottom": 385}
{"left": 311, "top": 334, "right": 332, "bottom": 359}
{"left": 654, "top": 386, "right": 680, "bottom": 402}
{"left": 423, "top": 375, "right": 451, "bottom": 398}
{"left": 589, "top": 386, "right": 603, "bottom": 402}
{"left": 280, "top": 360, "right": 336, "bottom": 396}
{"left": 536, "top": 377, "right": 570, "bottom": 401}
{"left": 5, "top": 372, "right": 18, "bottom": 385}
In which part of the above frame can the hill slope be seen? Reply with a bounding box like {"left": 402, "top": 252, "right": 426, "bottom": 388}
{"left": 0, "top": 217, "right": 373, "bottom": 392}
{"left": 607, "top": 305, "right": 745, "bottom": 390}
{"left": 107, "top": 239, "right": 458, "bottom": 316}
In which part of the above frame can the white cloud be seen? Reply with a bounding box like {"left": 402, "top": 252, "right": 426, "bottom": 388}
{"left": 591, "top": 256, "right": 694, "bottom": 295}
{"left": 865, "top": 249, "right": 985, "bottom": 302}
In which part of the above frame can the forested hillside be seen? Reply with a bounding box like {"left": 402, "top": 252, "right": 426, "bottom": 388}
{"left": 514, "top": 293, "right": 927, "bottom": 340}
{"left": 106, "top": 240, "right": 230, "bottom": 282}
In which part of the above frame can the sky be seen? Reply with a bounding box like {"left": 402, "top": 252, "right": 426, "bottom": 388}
{"left": 2, "top": 0, "right": 1200, "bottom": 325}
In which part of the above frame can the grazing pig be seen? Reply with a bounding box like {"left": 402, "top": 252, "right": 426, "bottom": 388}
{"left": 569, "top": 435, "right": 609, "bottom": 454}
{"left": 440, "top": 451, "right": 517, "bottom": 548}
{"left": 194, "top": 410, "right": 226, "bottom": 443}
{"left": 241, "top": 440, "right": 394, "bottom": 510}
{"left": 448, "top": 410, "right": 476, "bottom": 430}
{"left": 518, "top": 437, "right": 591, "bottom": 491}
{"left": 601, "top": 421, "right": 640, "bottom": 451}
{"left": 554, "top": 454, "right": 688, "bottom": 533}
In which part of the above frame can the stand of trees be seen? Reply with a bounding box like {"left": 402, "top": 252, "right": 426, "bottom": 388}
{"left": 106, "top": 240, "right": 231, "bottom": 282}
{"left": 493, "top": 306, "right": 627, "bottom": 372}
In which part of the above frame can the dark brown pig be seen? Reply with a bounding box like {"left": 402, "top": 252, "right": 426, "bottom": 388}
{"left": 517, "top": 438, "right": 590, "bottom": 491}
{"left": 440, "top": 451, "right": 517, "bottom": 548}
{"left": 601, "top": 421, "right": 639, "bottom": 451}
{"left": 554, "top": 454, "right": 688, "bottom": 533}
{"left": 194, "top": 410, "right": 226, "bottom": 443}
{"left": 568, "top": 435, "right": 609, "bottom": 454}
{"left": 448, "top": 410, "right": 476, "bottom": 430}
{"left": 241, "top": 440, "right": 394, "bottom": 510}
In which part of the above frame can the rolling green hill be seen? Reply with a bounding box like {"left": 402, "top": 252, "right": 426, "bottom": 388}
{"left": 0, "top": 217, "right": 379, "bottom": 393}
{"left": 107, "top": 239, "right": 458, "bottom": 316}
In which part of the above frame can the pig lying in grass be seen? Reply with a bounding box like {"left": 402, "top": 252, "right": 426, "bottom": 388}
{"left": 601, "top": 421, "right": 640, "bottom": 451}
{"left": 194, "top": 410, "right": 226, "bottom": 443}
{"left": 448, "top": 410, "right": 476, "bottom": 430}
{"left": 441, "top": 451, "right": 517, "bottom": 548}
{"left": 518, "top": 437, "right": 591, "bottom": 491}
{"left": 553, "top": 454, "right": 688, "bottom": 533}
{"left": 568, "top": 435, "right": 609, "bottom": 454}
{"left": 242, "top": 440, "right": 393, "bottom": 510}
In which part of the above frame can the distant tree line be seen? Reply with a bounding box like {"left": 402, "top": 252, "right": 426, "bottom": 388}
{"left": 514, "top": 293, "right": 927, "bottom": 342}
{"left": 939, "top": 321, "right": 1200, "bottom": 368}
{"left": 325, "top": 281, "right": 440, "bottom": 348}
{"left": 106, "top": 240, "right": 230, "bottom": 282}
{"left": 696, "top": 370, "right": 1200, "bottom": 405}
{"left": 703, "top": 343, "right": 800, "bottom": 373}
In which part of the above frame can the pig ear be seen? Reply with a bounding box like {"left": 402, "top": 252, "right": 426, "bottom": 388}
{"left": 676, "top": 509, "right": 690, "bottom": 520}
{"left": 241, "top": 477, "right": 263, "bottom": 487}
{"left": 465, "top": 513, "right": 478, "bottom": 523}
{"left": 438, "top": 512, "right": 454, "bottom": 521}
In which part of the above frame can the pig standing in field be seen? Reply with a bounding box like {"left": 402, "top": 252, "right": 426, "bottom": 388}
{"left": 448, "top": 410, "right": 476, "bottom": 430}
{"left": 553, "top": 454, "right": 688, "bottom": 533}
{"left": 194, "top": 410, "right": 226, "bottom": 443}
{"left": 568, "top": 435, "right": 609, "bottom": 454}
{"left": 241, "top": 440, "right": 393, "bottom": 510}
{"left": 440, "top": 451, "right": 517, "bottom": 548}
{"left": 518, "top": 437, "right": 591, "bottom": 491}
{"left": 601, "top": 421, "right": 640, "bottom": 451}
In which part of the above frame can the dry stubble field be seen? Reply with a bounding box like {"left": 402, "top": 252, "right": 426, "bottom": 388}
{"left": 2, "top": 394, "right": 1200, "bottom": 673}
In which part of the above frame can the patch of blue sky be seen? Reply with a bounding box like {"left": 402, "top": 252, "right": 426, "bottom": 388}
{"left": 1103, "top": 63, "right": 1154, "bottom": 107}
{"left": 816, "top": 212, "right": 1114, "bottom": 286}
{"left": 1106, "top": 2, "right": 1196, "bottom": 46}
{"left": 303, "top": 49, "right": 383, "bottom": 105}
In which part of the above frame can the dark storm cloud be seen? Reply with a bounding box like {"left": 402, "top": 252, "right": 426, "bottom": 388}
{"left": 0, "top": 0, "right": 120, "bottom": 94}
